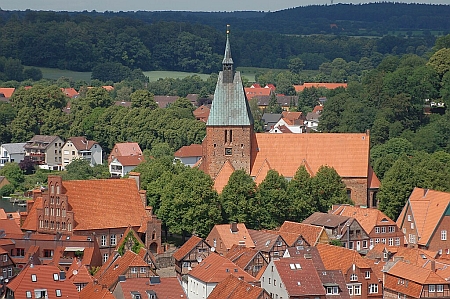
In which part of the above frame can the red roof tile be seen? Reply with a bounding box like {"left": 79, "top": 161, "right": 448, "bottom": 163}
{"left": 208, "top": 274, "right": 268, "bottom": 299}
{"left": 0, "top": 87, "right": 15, "bottom": 98}
{"left": 66, "top": 136, "right": 98, "bottom": 151}
{"left": 118, "top": 277, "right": 186, "bottom": 299}
{"left": 206, "top": 223, "right": 255, "bottom": 251}
{"left": 174, "top": 144, "right": 202, "bottom": 158}
{"left": 294, "top": 83, "right": 347, "bottom": 92}
{"left": 0, "top": 218, "right": 23, "bottom": 235}
{"left": 79, "top": 282, "right": 115, "bottom": 299}
{"left": 173, "top": 235, "right": 204, "bottom": 261}
{"left": 316, "top": 244, "right": 370, "bottom": 273}
{"left": 115, "top": 155, "right": 145, "bottom": 166}
{"left": 279, "top": 221, "right": 327, "bottom": 246}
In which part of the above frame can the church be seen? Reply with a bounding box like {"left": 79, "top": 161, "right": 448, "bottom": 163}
{"left": 198, "top": 28, "right": 379, "bottom": 208}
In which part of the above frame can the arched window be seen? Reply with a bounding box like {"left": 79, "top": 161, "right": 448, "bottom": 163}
{"left": 56, "top": 184, "right": 60, "bottom": 194}
{"left": 51, "top": 184, "right": 54, "bottom": 194}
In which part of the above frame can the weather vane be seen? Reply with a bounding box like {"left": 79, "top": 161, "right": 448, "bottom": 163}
{"left": 227, "top": 24, "right": 230, "bottom": 35}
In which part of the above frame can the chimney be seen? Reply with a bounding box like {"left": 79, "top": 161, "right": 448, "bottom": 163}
{"left": 129, "top": 172, "right": 141, "bottom": 190}
{"left": 27, "top": 200, "right": 35, "bottom": 214}
{"left": 424, "top": 188, "right": 428, "bottom": 197}
{"left": 139, "top": 190, "right": 147, "bottom": 208}
{"left": 431, "top": 260, "right": 436, "bottom": 272}
{"left": 230, "top": 222, "right": 238, "bottom": 233}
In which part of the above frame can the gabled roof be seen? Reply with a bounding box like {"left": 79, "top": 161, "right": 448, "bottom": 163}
{"left": 188, "top": 253, "right": 257, "bottom": 283}
{"left": 111, "top": 142, "right": 142, "bottom": 157}
{"left": 0, "top": 218, "right": 23, "bottom": 235}
{"left": 282, "top": 111, "right": 303, "bottom": 121}
{"left": 154, "top": 95, "right": 179, "bottom": 108}
{"left": 279, "top": 221, "right": 327, "bottom": 246}
{"left": 294, "top": 83, "right": 348, "bottom": 92}
{"left": 273, "top": 257, "right": 326, "bottom": 296}
{"left": 388, "top": 260, "right": 448, "bottom": 284}
{"left": 368, "top": 166, "right": 381, "bottom": 189}
{"left": 25, "top": 135, "right": 61, "bottom": 149}
{"left": 79, "top": 282, "right": 115, "bottom": 299}
{"left": 1, "top": 143, "right": 26, "bottom": 154}
{"left": 316, "top": 244, "right": 370, "bottom": 273}
{"left": 174, "top": 144, "right": 202, "bottom": 158}
{"left": 22, "top": 178, "right": 149, "bottom": 231}
{"left": 193, "top": 105, "right": 210, "bottom": 122}
{"left": 213, "top": 160, "right": 236, "bottom": 193}
{"left": 173, "top": 235, "right": 207, "bottom": 261}
{"left": 61, "top": 87, "right": 79, "bottom": 98}
{"left": 67, "top": 258, "right": 94, "bottom": 284}
{"left": 397, "top": 188, "right": 450, "bottom": 247}
{"left": 117, "top": 277, "right": 186, "bottom": 299}
{"left": 0, "top": 87, "right": 15, "bottom": 98}
{"left": 225, "top": 244, "right": 265, "bottom": 271}
{"left": 303, "top": 212, "right": 351, "bottom": 229}
{"left": 365, "top": 244, "right": 437, "bottom": 267}
{"left": 250, "top": 132, "right": 370, "bottom": 178}
{"left": 208, "top": 274, "right": 268, "bottom": 299}
{"left": 66, "top": 136, "right": 99, "bottom": 151}
{"left": 6, "top": 264, "right": 78, "bottom": 298}
{"left": 248, "top": 229, "right": 284, "bottom": 252}
{"left": 113, "top": 155, "right": 145, "bottom": 167}
{"left": 207, "top": 223, "right": 254, "bottom": 251}
{"left": 331, "top": 205, "right": 396, "bottom": 234}
{"left": 244, "top": 87, "right": 272, "bottom": 100}
{"left": 319, "top": 270, "right": 351, "bottom": 299}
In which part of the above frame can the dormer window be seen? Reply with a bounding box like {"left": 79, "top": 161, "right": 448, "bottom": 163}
{"left": 31, "top": 274, "right": 37, "bottom": 282}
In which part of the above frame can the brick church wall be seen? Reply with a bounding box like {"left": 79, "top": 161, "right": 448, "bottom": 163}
{"left": 342, "top": 178, "right": 368, "bottom": 207}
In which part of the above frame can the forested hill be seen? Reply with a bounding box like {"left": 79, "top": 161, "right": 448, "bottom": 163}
{"left": 2, "top": 3, "right": 450, "bottom": 36}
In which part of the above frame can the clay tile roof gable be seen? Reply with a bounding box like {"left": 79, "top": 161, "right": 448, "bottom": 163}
{"left": 80, "top": 282, "right": 115, "bottom": 299}
{"left": 213, "top": 160, "right": 236, "bottom": 193}
{"left": 118, "top": 277, "right": 186, "bottom": 299}
{"left": 225, "top": 244, "right": 262, "bottom": 270}
{"left": 0, "top": 218, "right": 23, "bottom": 235}
{"left": 368, "top": 166, "right": 381, "bottom": 189}
{"left": 279, "top": 221, "right": 325, "bottom": 246}
{"left": 274, "top": 258, "right": 326, "bottom": 296}
{"left": 208, "top": 223, "right": 255, "bottom": 250}
{"left": 398, "top": 188, "right": 450, "bottom": 247}
{"left": 173, "top": 235, "right": 205, "bottom": 261}
{"left": 67, "top": 136, "right": 98, "bottom": 151}
{"left": 188, "top": 253, "right": 257, "bottom": 283}
{"left": 248, "top": 229, "right": 284, "bottom": 252}
{"left": 388, "top": 260, "right": 447, "bottom": 284}
{"left": 114, "top": 155, "right": 145, "bottom": 166}
{"left": 113, "top": 142, "right": 142, "bottom": 156}
{"left": 21, "top": 196, "right": 43, "bottom": 231}
{"left": 0, "top": 87, "right": 15, "bottom": 98}
{"left": 95, "top": 251, "right": 142, "bottom": 289}
{"left": 174, "top": 144, "right": 202, "bottom": 158}
{"left": 208, "top": 274, "right": 267, "bottom": 299}
{"left": 282, "top": 111, "right": 303, "bottom": 121}
{"left": 316, "top": 244, "right": 370, "bottom": 273}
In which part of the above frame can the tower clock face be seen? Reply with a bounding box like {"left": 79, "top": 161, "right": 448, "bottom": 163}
{"left": 225, "top": 148, "right": 232, "bottom": 156}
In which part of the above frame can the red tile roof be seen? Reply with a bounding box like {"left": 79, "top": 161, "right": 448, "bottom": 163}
{"left": 273, "top": 257, "right": 326, "bottom": 297}
{"left": 368, "top": 166, "right": 381, "bottom": 189}
{"left": 173, "top": 235, "right": 204, "bottom": 261}
{"left": 6, "top": 264, "right": 79, "bottom": 298}
{"left": 67, "top": 258, "right": 94, "bottom": 284}
{"left": 213, "top": 160, "right": 236, "bottom": 193}
{"left": 316, "top": 244, "right": 370, "bottom": 273}
{"left": 0, "top": 218, "right": 23, "bottom": 235}
{"left": 118, "top": 277, "right": 186, "bottom": 299}
{"left": 206, "top": 223, "right": 255, "bottom": 251}
{"left": 66, "top": 136, "right": 98, "bottom": 151}
{"left": 188, "top": 253, "right": 257, "bottom": 283}
{"left": 279, "top": 221, "right": 327, "bottom": 246}
{"left": 244, "top": 87, "right": 272, "bottom": 100}
{"left": 0, "top": 87, "right": 15, "bottom": 98}
{"left": 174, "top": 144, "right": 202, "bottom": 158}
{"left": 79, "top": 282, "right": 115, "bottom": 299}
{"left": 294, "top": 83, "right": 348, "bottom": 92}
{"left": 208, "top": 274, "right": 268, "bottom": 299}
{"left": 61, "top": 88, "right": 79, "bottom": 98}
{"left": 112, "top": 142, "right": 142, "bottom": 157}
{"left": 225, "top": 244, "right": 263, "bottom": 271}
{"left": 397, "top": 188, "right": 450, "bottom": 247}
{"left": 388, "top": 260, "right": 448, "bottom": 284}
{"left": 115, "top": 155, "right": 145, "bottom": 166}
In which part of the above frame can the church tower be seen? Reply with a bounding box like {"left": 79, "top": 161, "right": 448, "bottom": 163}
{"left": 201, "top": 26, "right": 254, "bottom": 178}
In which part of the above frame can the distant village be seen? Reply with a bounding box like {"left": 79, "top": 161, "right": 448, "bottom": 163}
{"left": 0, "top": 33, "right": 449, "bottom": 299}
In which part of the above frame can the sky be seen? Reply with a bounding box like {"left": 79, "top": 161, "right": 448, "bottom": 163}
{"left": 1, "top": 0, "right": 449, "bottom": 13}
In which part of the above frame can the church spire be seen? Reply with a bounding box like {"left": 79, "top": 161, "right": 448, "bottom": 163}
{"left": 222, "top": 25, "right": 233, "bottom": 67}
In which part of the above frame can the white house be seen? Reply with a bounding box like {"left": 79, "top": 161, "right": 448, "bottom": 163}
{"left": 24, "top": 135, "right": 64, "bottom": 170}
{"left": 0, "top": 143, "right": 26, "bottom": 167}
{"left": 109, "top": 155, "right": 144, "bottom": 177}
{"left": 62, "top": 137, "right": 102, "bottom": 169}
{"left": 174, "top": 144, "right": 202, "bottom": 167}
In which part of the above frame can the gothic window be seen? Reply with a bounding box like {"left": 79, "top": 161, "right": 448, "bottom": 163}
{"left": 56, "top": 184, "right": 60, "bottom": 194}
{"left": 225, "top": 130, "right": 227, "bottom": 143}
{"left": 229, "top": 130, "right": 233, "bottom": 142}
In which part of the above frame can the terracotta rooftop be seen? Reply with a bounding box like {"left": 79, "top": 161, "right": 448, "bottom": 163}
{"left": 206, "top": 223, "right": 255, "bottom": 251}
{"left": 112, "top": 142, "right": 142, "bottom": 157}
{"left": 114, "top": 155, "right": 145, "bottom": 166}
{"left": 66, "top": 136, "right": 99, "bottom": 151}
{"left": 61, "top": 87, "right": 79, "bottom": 98}
{"left": 173, "top": 235, "right": 205, "bottom": 261}
{"left": 331, "top": 205, "right": 396, "bottom": 234}
{"left": 174, "top": 144, "right": 202, "bottom": 158}
{"left": 6, "top": 264, "right": 79, "bottom": 298}
{"left": 250, "top": 132, "right": 370, "bottom": 179}
{"left": 208, "top": 274, "right": 268, "bottom": 299}
{"left": 303, "top": 212, "right": 351, "bottom": 228}
{"left": 117, "top": 276, "right": 186, "bottom": 299}
{"left": 388, "top": 260, "right": 448, "bottom": 284}
{"left": 397, "top": 188, "right": 450, "bottom": 247}
{"left": 294, "top": 83, "right": 348, "bottom": 92}
{"left": 188, "top": 253, "right": 257, "bottom": 283}
{"left": 22, "top": 178, "right": 150, "bottom": 231}
{"left": 316, "top": 244, "right": 370, "bottom": 273}
{"left": 213, "top": 160, "right": 236, "bottom": 193}
{"left": 368, "top": 167, "right": 381, "bottom": 189}
{"left": 279, "top": 221, "right": 326, "bottom": 246}
{"left": 67, "top": 258, "right": 94, "bottom": 285}
{"left": 248, "top": 229, "right": 284, "bottom": 252}
{"left": 244, "top": 87, "right": 272, "bottom": 100}
{"left": 225, "top": 244, "right": 264, "bottom": 272}
{"left": 273, "top": 257, "right": 326, "bottom": 297}
{"left": 154, "top": 95, "right": 179, "bottom": 108}
{"left": 0, "top": 218, "right": 22, "bottom": 235}
{"left": 79, "top": 282, "right": 115, "bottom": 299}
{"left": 318, "top": 270, "right": 351, "bottom": 299}
{"left": 0, "top": 87, "right": 15, "bottom": 98}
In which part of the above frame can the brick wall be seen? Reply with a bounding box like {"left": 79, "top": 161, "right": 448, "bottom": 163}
{"left": 343, "top": 178, "right": 368, "bottom": 207}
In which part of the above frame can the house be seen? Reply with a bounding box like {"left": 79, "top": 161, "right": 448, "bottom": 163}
{"left": 248, "top": 229, "right": 288, "bottom": 261}
{"left": 208, "top": 274, "right": 270, "bottom": 299}
{"left": 278, "top": 221, "right": 330, "bottom": 247}
{"left": 305, "top": 111, "right": 321, "bottom": 131}
{"left": 193, "top": 105, "right": 210, "bottom": 122}
{"left": 112, "top": 276, "right": 187, "bottom": 299}
{"left": 384, "top": 259, "right": 450, "bottom": 298}
{"left": 316, "top": 244, "right": 382, "bottom": 298}
{"left": 0, "top": 143, "right": 26, "bottom": 168}
{"left": 24, "top": 135, "right": 64, "bottom": 170}
{"left": 174, "top": 144, "right": 203, "bottom": 167}
{"left": 62, "top": 136, "right": 102, "bottom": 169}
{"left": 260, "top": 257, "right": 327, "bottom": 299}
{"left": 244, "top": 87, "right": 273, "bottom": 100}
{"left": 0, "top": 248, "right": 15, "bottom": 281}
{"left": 225, "top": 244, "right": 268, "bottom": 278}
{"left": 108, "top": 142, "right": 142, "bottom": 164}
{"left": 269, "top": 111, "right": 305, "bottom": 133}
{"left": 205, "top": 223, "right": 254, "bottom": 256}
{"left": 331, "top": 204, "right": 404, "bottom": 249}
{"left": 173, "top": 235, "right": 211, "bottom": 278}
{"left": 0, "top": 88, "right": 15, "bottom": 101}
{"left": 5, "top": 264, "right": 79, "bottom": 299}
{"left": 154, "top": 95, "right": 180, "bottom": 108}
{"left": 261, "top": 113, "right": 282, "bottom": 132}
{"left": 293, "top": 83, "right": 348, "bottom": 93}
{"left": 109, "top": 156, "right": 145, "bottom": 177}
{"left": 252, "top": 94, "right": 298, "bottom": 111}
{"left": 20, "top": 175, "right": 162, "bottom": 263}
{"left": 397, "top": 188, "right": 450, "bottom": 252}
{"left": 198, "top": 32, "right": 379, "bottom": 207}
{"left": 61, "top": 88, "right": 79, "bottom": 98}
{"left": 186, "top": 252, "right": 259, "bottom": 299}
{"left": 303, "top": 212, "right": 370, "bottom": 252}
{"left": 67, "top": 258, "right": 94, "bottom": 292}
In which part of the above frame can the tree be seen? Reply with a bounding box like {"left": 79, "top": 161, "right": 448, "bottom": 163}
{"left": 0, "top": 162, "right": 24, "bottom": 188}
{"left": 287, "top": 165, "right": 314, "bottom": 222}
{"left": 288, "top": 57, "right": 305, "bottom": 74}
{"left": 266, "top": 92, "right": 283, "bottom": 114}
{"left": 63, "top": 158, "right": 94, "bottom": 180}
{"left": 427, "top": 48, "right": 450, "bottom": 77}
{"left": 220, "top": 170, "right": 259, "bottom": 228}
{"left": 311, "top": 166, "right": 350, "bottom": 212}
{"left": 378, "top": 157, "right": 416, "bottom": 220}
{"left": 131, "top": 90, "right": 158, "bottom": 109}
{"left": 23, "top": 67, "right": 43, "bottom": 81}
{"left": 82, "top": 87, "right": 113, "bottom": 109}
{"left": 91, "top": 62, "right": 133, "bottom": 83}
{"left": 256, "top": 170, "right": 289, "bottom": 229}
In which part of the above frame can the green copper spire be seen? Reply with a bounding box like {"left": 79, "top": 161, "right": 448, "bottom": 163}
{"left": 222, "top": 25, "right": 233, "bottom": 66}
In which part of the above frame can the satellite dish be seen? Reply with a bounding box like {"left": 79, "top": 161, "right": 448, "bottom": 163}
{"left": 197, "top": 257, "right": 203, "bottom": 263}
{"left": 211, "top": 247, "right": 215, "bottom": 252}
{"left": 72, "top": 270, "right": 78, "bottom": 275}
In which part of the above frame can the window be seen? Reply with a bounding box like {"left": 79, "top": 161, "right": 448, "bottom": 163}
{"left": 225, "top": 148, "right": 232, "bottom": 155}
{"left": 411, "top": 222, "right": 414, "bottom": 229}
{"left": 350, "top": 274, "right": 358, "bottom": 281}
{"left": 26, "top": 291, "right": 32, "bottom": 298}
{"left": 326, "top": 286, "right": 339, "bottom": 294}
{"left": 31, "top": 274, "right": 37, "bottom": 282}
{"left": 389, "top": 226, "right": 395, "bottom": 233}
{"left": 72, "top": 151, "right": 75, "bottom": 155}
{"left": 370, "top": 239, "right": 374, "bottom": 247}
{"left": 140, "top": 267, "right": 146, "bottom": 273}
{"left": 437, "top": 285, "right": 444, "bottom": 292}
{"left": 354, "top": 284, "right": 361, "bottom": 295}
{"left": 103, "top": 253, "right": 109, "bottom": 263}
{"left": 375, "top": 238, "right": 380, "bottom": 244}
{"left": 408, "top": 215, "right": 412, "bottom": 221}
{"left": 429, "top": 285, "right": 436, "bottom": 292}
{"left": 53, "top": 273, "right": 59, "bottom": 281}
{"left": 409, "top": 234, "right": 416, "bottom": 244}
{"left": 347, "top": 285, "right": 353, "bottom": 295}
{"left": 8, "top": 267, "right": 12, "bottom": 277}
{"left": 381, "top": 226, "right": 386, "bottom": 233}
{"left": 110, "top": 234, "right": 116, "bottom": 246}
{"left": 375, "top": 227, "right": 380, "bottom": 234}
{"left": 56, "top": 289, "right": 62, "bottom": 297}
{"left": 441, "top": 230, "right": 447, "bottom": 241}
{"left": 34, "top": 289, "right": 48, "bottom": 298}
{"left": 101, "top": 235, "right": 107, "bottom": 247}
{"left": 369, "top": 284, "right": 378, "bottom": 294}
{"left": 365, "top": 271, "right": 370, "bottom": 279}
{"left": 395, "top": 237, "right": 401, "bottom": 246}
{"left": 389, "top": 238, "right": 394, "bottom": 246}
{"left": 131, "top": 267, "right": 137, "bottom": 273}
{"left": 381, "top": 238, "right": 386, "bottom": 244}
{"left": 363, "top": 240, "right": 367, "bottom": 248}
